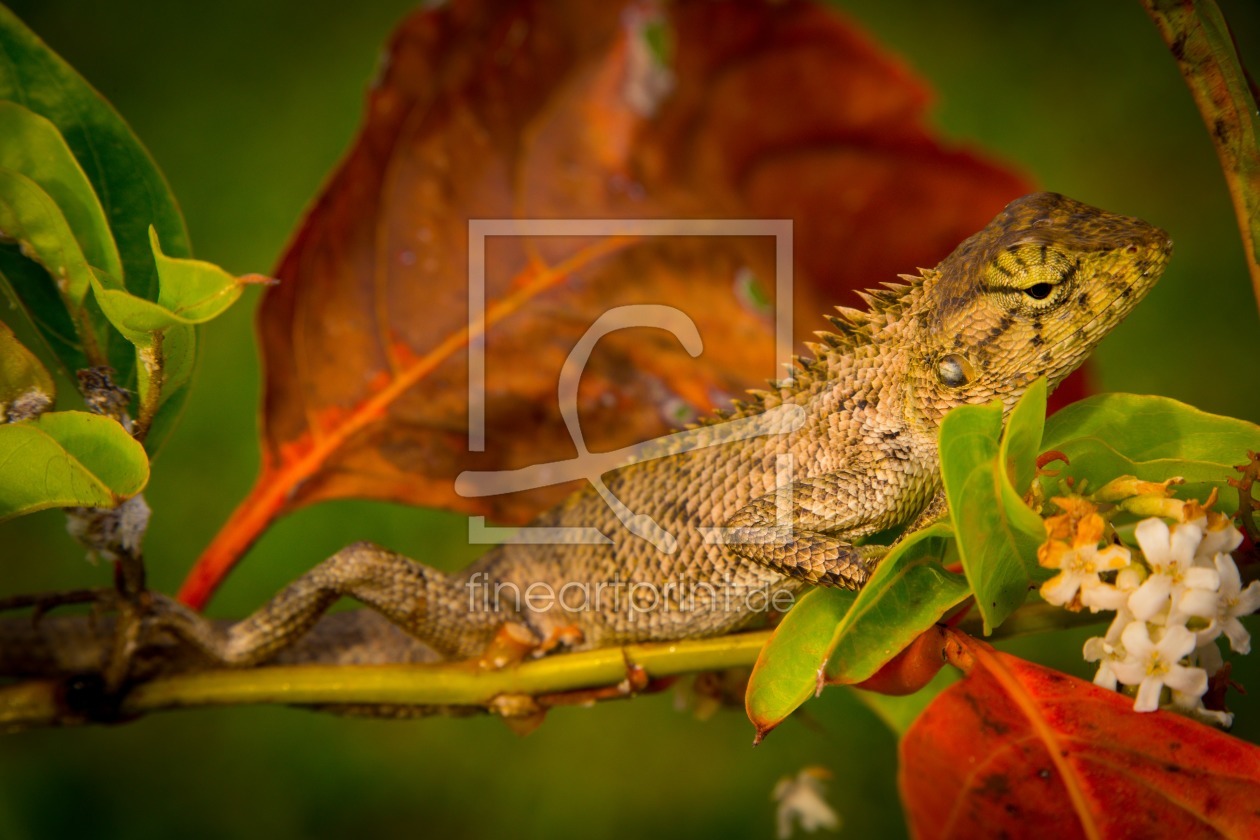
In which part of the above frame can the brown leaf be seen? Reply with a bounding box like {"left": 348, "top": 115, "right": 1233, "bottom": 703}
{"left": 900, "top": 633, "right": 1260, "bottom": 840}
{"left": 182, "top": 0, "right": 1031, "bottom": 606}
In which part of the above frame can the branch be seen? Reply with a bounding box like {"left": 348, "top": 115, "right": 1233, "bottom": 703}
{"left": 0, "top": 630, "right": 771, "bottom": 729}
{"left": 1144, "top": 0, "right": 1260, "bottom": 314}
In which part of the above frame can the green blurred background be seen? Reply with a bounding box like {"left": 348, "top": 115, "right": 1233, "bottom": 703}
{"left": 2, "top": 1, "right": 1259, "bottom": 837}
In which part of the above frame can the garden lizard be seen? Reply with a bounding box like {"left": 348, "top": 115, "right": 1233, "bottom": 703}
{"left": 2, "top": 192, "right": 1172, "bottom": 676}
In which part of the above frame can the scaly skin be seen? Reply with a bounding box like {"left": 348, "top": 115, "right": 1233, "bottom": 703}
{"left": 1, "top": 193, "right": 1172, "bottom": 674}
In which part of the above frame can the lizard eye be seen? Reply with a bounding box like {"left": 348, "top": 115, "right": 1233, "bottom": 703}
{"left": 937, "top": 353, "right": 974, "bottom": 388}
{"left": 1024, "top": 282, "right": 1055, "bottom": 300}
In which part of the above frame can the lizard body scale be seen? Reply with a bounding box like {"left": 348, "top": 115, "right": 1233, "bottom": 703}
{"left": 1, "top": 192, "right": 1172, "bottom": 674}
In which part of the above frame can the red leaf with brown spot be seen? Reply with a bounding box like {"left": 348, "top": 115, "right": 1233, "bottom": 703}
{"left": 180, "top": 0, "right": 1034, "bottom": 607}
{"left": 901, "top": 633, "right": 1260, "bottom": 840}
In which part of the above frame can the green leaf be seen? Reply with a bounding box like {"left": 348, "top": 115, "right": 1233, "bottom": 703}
{"left": 1042, "top": 394, "right": 1260, "bottom": 513}
{"left": 745, "top": 523, "right": 969, "bottom": 739}
{"left": 822, "top": 522, "right": 969, "bottom": 684}
{"left": 0, "top": 101, "right": 122, "bottom": 281}
{"left": 0, "top": 167, "right": 108, "bottom": 366}
{"left": 746, "top": 587, "right": 855, "bottom": 740}
{"left": 0, "top": 319, "right": 54, "bottom": 415}
{"left": 0, "top": 244, "right": 87, "bottom": 373}
{"left": 88, "top": 229, "right": 258, "bottom": 441}
{"left": 0, "top": 5, "right": 189, "bottom": 406}
{"left": 1000, "top": 377, "right": 1047, "bottom": 495}
{"left": 940, "top": 393, "right": 1046, "bottom": 635}
{"left": 150, "top": 227, "right": 259, "bottom": 321}
{"left": 0, "top": 410, "right": 148, "bottom": 520}
{"left": 0, "top": 5, "right": 189, "bottom": 295}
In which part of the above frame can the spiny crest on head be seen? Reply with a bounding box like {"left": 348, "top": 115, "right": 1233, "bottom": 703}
{"left": 817, "top": 269, "right": 931, "bottom": 353}
{"left": 688, "top": 269, "right": 931, "bottom": 427}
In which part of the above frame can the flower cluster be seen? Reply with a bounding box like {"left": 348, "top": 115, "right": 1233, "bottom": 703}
{"left": 1037, "top": 481, "right": 1256, "bottom": 726}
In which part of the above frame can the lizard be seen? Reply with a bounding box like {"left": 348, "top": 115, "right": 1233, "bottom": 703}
{"left": 0, "top": 192, "right": 1171, "bottom": 681}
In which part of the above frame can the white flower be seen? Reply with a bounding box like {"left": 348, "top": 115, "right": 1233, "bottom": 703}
{"left": 1037, "top": 498, "right": 1132, "bottom": 609}
{"left": 1085, "top": 566, "right": 1146, "bottom": 644}
{"left": 1191, "top": 516, "right": 1244, "bottom": 565}
{"left": 1041, "top": 541, "right": 1132, "bottom": 607}
{"left": 1199, "top": 553, "right": 1260, "bottom": 654}
{"left": 1128, "top": 518, "right": 1218, "bottom": 623}
{"left": 1083, "top": 636, "right": 1122, "bottom": 690}
{"left": 1170, "top": 643, "right": 1233, "bottom": 728}
{"left": 773, "top": 767, "right": 840, "bottom": 839}
{"left": 1170, "top": 687, "right": 1234, "bottom": 728}
{"left": 1110, "top": 622, "right": 1207, "bottom": 712}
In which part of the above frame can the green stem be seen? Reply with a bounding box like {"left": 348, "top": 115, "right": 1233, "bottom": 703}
{"left": 0, "top": 594, "right": 1133, "bottom": 730}
{"left": 0, "top": 631, "right": 771, "bottom": 729}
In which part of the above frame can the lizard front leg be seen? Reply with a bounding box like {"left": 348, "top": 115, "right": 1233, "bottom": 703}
{"left": 150, "top": 542, "right": 504, "bottom": 665}
{"left": 723, "top": 468, "right": 926, "bottom": 589}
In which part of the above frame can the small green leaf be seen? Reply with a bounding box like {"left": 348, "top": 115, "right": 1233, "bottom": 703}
{"left": 0, "top": 168, "right": 95, "bottom": 310}
{"left": 0, "top": 410, "right": 148, "bottom": 520}
{"left": 746, "top": 587, "right": 855, "bottom": 740}
{"left": 0, "top": 244, "right": 87, "bottom": 373}
{"left": 823, "top": 522, "right": 969, "bottom": 684}
{"left": 0, "top": 102, "right": 122, "bottom": 281}
{"left": 150, "top": 227, "right": 262, "bottom": 321}
{"left": 88, "top": 232, "right": 259, "bottom": 442}
{"left": 745, "top": 522, "right": 969, "bottom": 738}
{"left": 940, "top": 396, "right": 1046, "bottom": 635}
{"left": 0, "top": 167, "right": 109, "bottom": 367}
{"left": 1000, "top": 377, "right": 1047, "bottom": 494}
{"left": 0, "top": 319, "right": 54, "bottom": 416}
{"left": 1042, "top": 394, "right": 1260, "bottom": 513}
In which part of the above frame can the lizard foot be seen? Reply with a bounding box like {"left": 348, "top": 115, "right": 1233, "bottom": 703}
{"left": 533, "top": 624, "right": 585, "bottom": 658}
{"left": 476, "top": 622, "right": 542, "bottom": 670}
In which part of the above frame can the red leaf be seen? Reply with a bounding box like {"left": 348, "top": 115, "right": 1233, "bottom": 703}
{"left": 853, "top": 624, "right": 949, "bottom": 697}
{"left": 900, "top": 633, "right": 1260, "bottom": 840}
{"left": 180, "top": 0, "right": 1033, "bottom": 607}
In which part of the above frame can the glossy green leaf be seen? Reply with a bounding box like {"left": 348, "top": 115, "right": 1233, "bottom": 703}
{"left": 0, "top": 5, "right": 189, "bottom": 294}
{"left": 0, "top": 319, "right": 54, "bottom": 416}
{"left": 0, "top": 410, "right": 148, "bottom": 520}
{"left": 0, "top": 101, "right": 122, "bottom": 281}
{"left": 1042, "top": 394, "right": 1260, "bottom": 513}
{"left": 151, "top": 227, "right": 261, "bottom": 321}
{"left": 746, "top": 586, "right": 855, "bottom": 740}
{"left": 822, "top": 522, "right": 968, "bottom": 684}
{"left": 0, "top": 168, "right": 95, "bottom": 314}
{"left": 745, "top": 522, "right": 968, "bottom": 739}
{"left": 86, "top": 267, "right": 187, "bottom": 441}
{"left": 1000, "top": 377, "right": 1046, "bottom": 495}
{"left": 88, "top": 229, "right": 259, "bottom": 440}
{"left": 91, "top": 233, "right": 252, "bottom": 335}
{"left": 940, "top": 395, "right": 1046, "bottom": 635}
{"left": 0, "top": 244, "right": 86, "bottom": 373}
{"left": 0, "top": 5, "right": 189, "bottom": 416}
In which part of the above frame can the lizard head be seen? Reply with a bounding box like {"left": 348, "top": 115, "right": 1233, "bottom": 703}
{"left": 909, "top": 191, "right": 1171, "bottom": 423}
